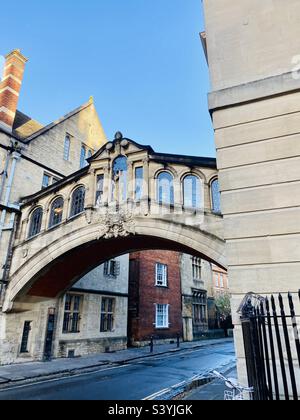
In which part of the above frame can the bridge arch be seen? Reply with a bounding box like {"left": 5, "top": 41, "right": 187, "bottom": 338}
{"left": 3, "top": 215, "right": 225, "bottom": 312}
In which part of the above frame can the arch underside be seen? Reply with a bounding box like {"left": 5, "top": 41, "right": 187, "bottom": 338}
{"left": 5, "top": 218, "right": 226, "bottom": 311}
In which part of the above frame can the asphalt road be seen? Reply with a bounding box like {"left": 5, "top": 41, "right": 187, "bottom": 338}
{"left": 0, "top": 341, "right": 235, "bottom": 400}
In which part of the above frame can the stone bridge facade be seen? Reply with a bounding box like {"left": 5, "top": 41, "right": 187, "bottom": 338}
{"left": 3, "top": 136, "right": 225, "bottom": 313}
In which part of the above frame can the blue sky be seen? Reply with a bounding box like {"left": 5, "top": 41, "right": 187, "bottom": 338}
{"left": 0, "top": 0, "right": 215, "bottom": 157}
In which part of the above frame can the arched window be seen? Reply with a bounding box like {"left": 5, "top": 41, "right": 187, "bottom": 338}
{"left": 28, "top": 208, "right": 43, "bottom": 238}
{"left": 157, "top": 172, "right": 174, "bottom": 205}
{"left": 183, "top": 175, "right": 202, "bottom": 209}
{"left": 80, "top": 145, "right": 86, "bottom": 169}
{"left": 112, "top": 156, "right": 128, "bottom": 202}
{"left": 211, "top": 178, "right": 221, "bottom": 214}
{"left": 49, "top": 197, "right": 64, "bottom": 228}
{"left": 70, "top": 187, "right": 85, "bottom": 217}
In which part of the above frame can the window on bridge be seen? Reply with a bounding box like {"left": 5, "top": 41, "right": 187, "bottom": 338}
{"left": 63, "top": 294, "right": 82, "bottom": 334}
{"left": 70, "top": 186, "right": 85, "bottom": 218}
{"left": 135, "top": 167, "right": 143, "bottom": 201}
{"left": 157, "top": 172, "right": 174, "bottom": 206}
{"left": 28, "top": 207, "right": 43, "bottom": 238}
{"left": 95, "top": 174, "right": 104, "bottom": 207}
{"left": 49, "top": 197, "right": 64, "bottom": 228}
{"left": 112, "top": 155, "right": 128, "bottom": 203}
{"left": 183, "top": 175, "right": 202, "bottom": 210}
{"left": 211, "top": 178, "right": 221, "bottom": 214}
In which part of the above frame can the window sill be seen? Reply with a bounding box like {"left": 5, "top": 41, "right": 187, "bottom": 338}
{"left": 67, "top": 212, "right": 85, "bottom": 222}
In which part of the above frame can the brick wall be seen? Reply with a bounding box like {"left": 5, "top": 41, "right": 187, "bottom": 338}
{"left": 128, "top": 250, "right": 183, "bottom": 344}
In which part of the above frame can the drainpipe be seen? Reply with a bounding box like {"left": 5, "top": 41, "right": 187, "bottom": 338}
{"left": 0, "top": 149, "right": 21, "bottom": 302}
{"left": 0, "top": 148, "right": 11, "bottom": 202}
{"left": 0, "top": 211, "right": 17, "bottom": 301}
{"left": 0, "top": 150, "right": 21, "bottom": 243}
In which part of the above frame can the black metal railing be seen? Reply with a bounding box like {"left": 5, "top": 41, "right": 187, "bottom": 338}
{"left": 240, "top": 291, "right": 300, "bottom": 401}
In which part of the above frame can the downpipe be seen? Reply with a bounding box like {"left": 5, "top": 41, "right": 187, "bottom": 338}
{"left": 0, "top": 148, "right": 11, "bottom": 202}
{"left": 0, "top": 150, "right": 21, "bottom": 242}
{"left": 0, "top": 148, "right": 21, "bottom": 302}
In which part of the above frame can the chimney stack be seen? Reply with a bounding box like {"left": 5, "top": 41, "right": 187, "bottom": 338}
{"left": 0, "top": 49, "right": 28, "bottom": 133}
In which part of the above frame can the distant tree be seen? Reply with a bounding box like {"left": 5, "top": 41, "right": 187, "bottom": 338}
{"left": 215, "top": 293, "right": 232, "bottom": 318}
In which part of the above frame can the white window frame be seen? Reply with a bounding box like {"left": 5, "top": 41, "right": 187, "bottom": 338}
{"left": 155, "top": 263, "right": 168, "bottom": 287}
{"left": 155, "top": 304, "right": 169, "bottom": 329}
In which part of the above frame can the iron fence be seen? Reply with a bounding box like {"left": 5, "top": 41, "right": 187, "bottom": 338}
{"left": 240, "top": 291, "right": 300, "bottom": 400}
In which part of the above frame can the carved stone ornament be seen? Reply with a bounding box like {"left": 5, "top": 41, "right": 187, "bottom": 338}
{"left": 97, "top": 209, "right": 136, "bottom": 239}
{"left": 22, "top": 248, "right": 29, "bottom": 258}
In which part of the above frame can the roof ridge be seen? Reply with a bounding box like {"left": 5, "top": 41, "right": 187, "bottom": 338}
{"left": 23, "top": 100, "right": 93, "bottom": 143}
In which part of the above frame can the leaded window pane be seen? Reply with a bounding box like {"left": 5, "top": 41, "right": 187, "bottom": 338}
{"left": 135, "top": 167, "right": 143, "bottom": 201}
{"left": 112, "top": 156, "right": 128, "bottom": 202}
{"left": 49, "top": 197, "right": 64, "bottom": 228}
{"left": 183, "top": 175, "right": 202, "bottom": 209}
{"left": 70, "top": 187, "right": 85, "bottom": 217}
{"left": 28, "top": 208, "right": 43, "bottom": 238}
{"left": 157, "top": 172, "right": 174, "bottom": 205}
{"left": 95, "top": 174, "right": 104, "bottom": 206}
{"left": 211, "top": 179, "right": 221, "bottom": 214}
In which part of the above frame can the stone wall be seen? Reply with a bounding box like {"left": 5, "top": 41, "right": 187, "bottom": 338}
{"left": 203, "top": 0, "right": 300, "bottom": 391}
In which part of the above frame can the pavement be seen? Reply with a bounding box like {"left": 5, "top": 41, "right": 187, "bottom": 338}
{"left": 0, "top": 338, "right": 234, "bottom": 389}
{"left": 184, "top": 367, "right": 238, "bottom": 401}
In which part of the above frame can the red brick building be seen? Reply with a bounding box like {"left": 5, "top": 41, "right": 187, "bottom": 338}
{"left": 128, "top": 250, "right": 183, "bottom": 346}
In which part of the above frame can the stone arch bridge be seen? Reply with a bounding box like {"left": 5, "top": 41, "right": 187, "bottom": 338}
{"left": 2, "top": 136, "right": 225, "bottom": 313}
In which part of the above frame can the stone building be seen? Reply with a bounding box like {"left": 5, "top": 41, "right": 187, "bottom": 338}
{"left": 52, "top": 255, "right": 129, "bottom": 359}
{"left": 202, "top": 0, "right": 300, "bottom": 393}
{"left": 180, "top": 255, "right": 215, "bottom": 341}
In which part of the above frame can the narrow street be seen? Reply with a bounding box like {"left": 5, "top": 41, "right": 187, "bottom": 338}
{"left": 0, "top": 341, "right": 235, "bottom": 400}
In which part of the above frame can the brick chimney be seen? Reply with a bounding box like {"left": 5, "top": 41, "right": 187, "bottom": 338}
{"left": 0, "top": 49, "right": 28, "bottom": 133}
